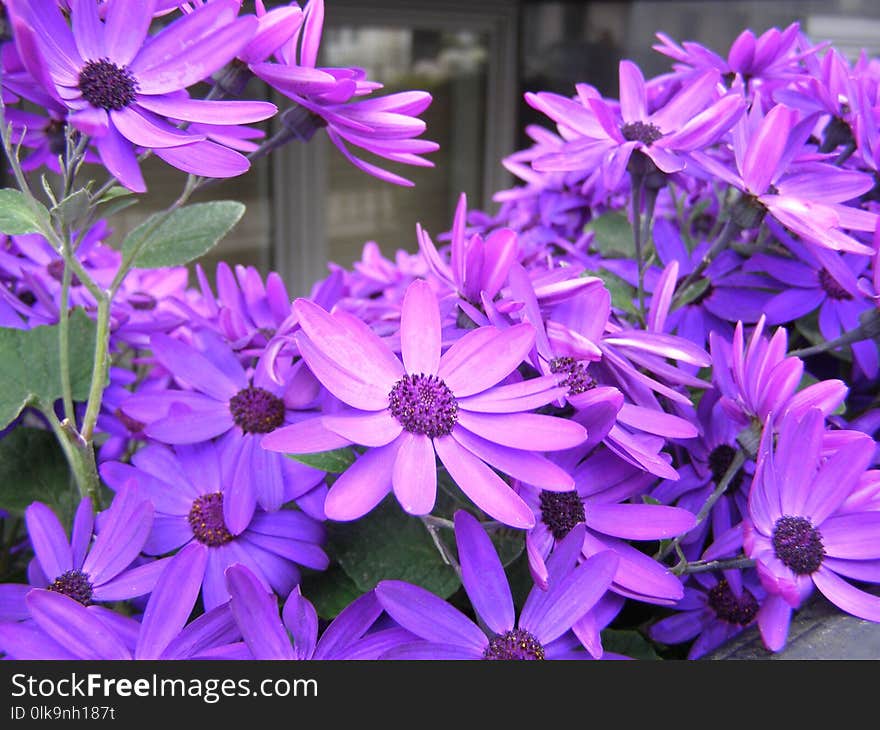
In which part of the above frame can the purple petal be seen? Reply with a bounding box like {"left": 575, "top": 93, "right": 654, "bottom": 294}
{"left": 71, "top": 0, "right": 105, "bottom": 61}
{"left": 151, "top": 333, "right": 243, "bottom": 399}
{"left": 400, "top": 279, "right": 441, "bottom": 376}
{"left": 0, "top": 584, "right": 34, "bottom": 621}
{"left": 439, "top": 324, "right": 535, "bottom": 396}
{"left": 618, "top": 60, "right": 647, "bottom": 122}
{"left": 161, "top": 604, "right": 240, "bottom": 660}
{"left": 0, "top": 619, "right": 78, "bottom": 660}
{"left": 322, "top": 410, "right": 403, "bottom": 447}
{"left": 226, "top": 563, "right": 294, "bottom": 660}
{"left": 522, "top": 550, "right": 619, "bottom": 645}
{"left": 70, "top": 498, "right": 94, "bottom": 570}
{"left": 135, "top": 542, "right": 208, "bottom": 659}
{"left": 27, "top": 590, "right": 131, "bottom": 660}
{"left": 323, "top": 438, "right": 399, "bottom": 521}
{"left": 261, "top": 416, "right": 353, "bottom": 454}
{"left": 134, "top": 16, "right": 257, "bottom": 94}
{"left": 617, "top": 403, "right": 698, "bottom": 439}
{"left": 813, "top": 567, "right": 880, "bottom": 622}
{"left": 112, "top": 105, "right": 203, "bottom": 149}
{"left": 457, "top": 375, "right": 568, "bottom": 414}
{"left": 457, "top": 410, "right": 586, "bottom": 451}
{"left": 25, "top": 502, "right": 72, "bottom": 581}
{"left": 649, "top": 611, "right": 703, "bottom": 645}
{"left": 392, "top": 433, "right": 437, "bottom": 515}
{"left": 105, "top": 0, "right": 155, "bottom": 65}
{"left": 743, "top": 105, "right": 797, "bottom": 193}
{"left": 433, "top": 435, "right": 535, "bottom": 529}
{"left": 375, "top": 579, "right": 487, "bottom": 651}
{"left": 381, "top": 641, "right": 481, "bottom": 660}
{"left": 802, "top": 434, "right": 875, "bottom": 525}
{"left": 95, "top": 124, "right": 145, "bottom": 193}
{"left": 820, "top": 513, "right": 880, "bottom": 560}
{"left": 281, "top": 586, "right": 318, "bottom": 660}
{"left": 454, "top": 510, "right": 514, "bottom": 634}
{"left": 91, "top": 558, "right": 169, "bottom": 601}
{"left": 451, "top": 427, "right": 574, "bottom": 490}
{"left": 313, "top": 591, "right": 383, "bottom": 660}
{"left": 83, "top": 485, "right": 153, "bottom": 586}
{"left": 145, "top": 403, "right": 234, "bottom": 443}
{"left": 137, "top": 94, "right": 276, "bottom": 124}
{"left": 585, "top": 503, "right": 696, "bottom": 540}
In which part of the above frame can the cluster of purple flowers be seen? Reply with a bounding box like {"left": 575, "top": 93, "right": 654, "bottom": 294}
{"left": 1, "top": 6, "right": 879, "bottom": 661}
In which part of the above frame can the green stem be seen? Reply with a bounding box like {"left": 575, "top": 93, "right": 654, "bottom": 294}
{"left": 58, "top": 253, "right": 76, "bottom": 425}
{"left": 36, "top": 400, "right": 101, "bottom": 508}
{"left": 672, "top": 218, "right": 742, "bottom": 307}
{"left": 655, "top": 449, "right": 746, "bottom": 562}
{"left": 630, "top": 175, "right": 646, "bottom": 320}
{"left": 79, "top": 297, "right": 110, "bottom": 444}
{"left": 673, "top": 556, "right": 756, "bottom": 576}
{"left": 790, "top": 308, "right": 880, "bottom": 359}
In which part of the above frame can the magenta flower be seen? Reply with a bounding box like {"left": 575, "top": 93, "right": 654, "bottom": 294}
{"left": 0, "top": 484, "right": 161, "bottom": 621}
{"left": 744, "top": 407, "right": 880, "bottom": 651}
{"left": 687, "top": 103, "right": 877, "bottom": 255}
{"left": 710, "top": 315, "right": 848, "bottom": 428}
{"left": 12, "top": 0, "right": 277, "bottom": 191}
{"left": 527, "top": 60, "right": 744, "bottom": 194}
{"left": 100, "top": 442, "right": 329, "bottom": 610}
{"left": 0, "top": 543, "right": 247, "bottom": 660}
{"left": 375, "top": 510, "right": 619, "bottom": 660}
{"left": 262, "top": 279, "right": 588, "bottom": 529}
{"left": 225, "top": 565, "right": 414, "bottom": 660}
{"left": 249, "top": 0, "right": 438, "bottom": 186}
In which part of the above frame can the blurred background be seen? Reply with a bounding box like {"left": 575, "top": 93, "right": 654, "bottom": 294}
{"left": 103, "top": 0, "right": 880, "bottom": 295}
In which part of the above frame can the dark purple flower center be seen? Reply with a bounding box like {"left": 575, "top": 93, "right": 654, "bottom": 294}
{"left": 818, "top": 268, "right": 852, "bottom": 301}
{"left": 707, "top": 444, "right": 744, "bottom": 491}
{"left": 188, "top": 493, "right": 234, "bottom": 547}
{"left": 772, "top": 515, "right": 825, "bottom": 575}
{"left": 113, "top": 407, "right": 145, "bottom": 435}
{"left": 389, "top": 374, "right": 458, "bottom": 438}
{"left": 621, "top": 121, "right": 663, "bottom": 145}
{"left": 539, "top": 489, "right": 586, "bottom": 540}
{"left": 47, "top": 569, "right": 93, "bottom": 606}
{"left": 46, "top": 259, "right": 81, "bottom": 287}
{"left": 549, "top": 356, "right": 593, "bottom": 395}
{"left": 706, "top": 579, "right": 759, "bottom": 626}
{"left": 229, "top": 386, "right": 286, "bottom": 434}
{"left": 78, "top": 58, "right": 137, "bottom": 111}
{"left": 128, "top": 292, "right": 157, "bottom": 311}
{"left": 483, "top": 628, "right": 545, "bottom": 660}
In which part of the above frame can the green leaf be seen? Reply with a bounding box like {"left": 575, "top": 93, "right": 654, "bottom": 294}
{"left": 287, "top": 448, "right": 356, "bottom": 474}
{"left": 585, "top": 269, "right": 637, "bottom": 317}
{"left": 0, "top": 188, "right": 51, "bottom": 235}
{"left": 600, "top": 629, "right": 661, "bottom": 660}
{"left": 672, "top": 278, "right": 711, "bottom": 311}
{"left": 327, "top": 496, "right": 460, "bottom": 599}
{"left": 299, "top": 567, "right": 364, "bottom": 620}
{"left": 96, "top": 186, "right": 134, "bottom": 204}
{"left": 122, "top": 200, "right": 245, "bottom": 269}
{"left": 0, "top": 309, "right": 98, "bottom": 429}
{"left": 0, "top": 428, "right": 79, "bottom": 522}
{"left": 585, "top": 211, "right": 635, "bottom": 258}
{"left": 51, "top": 189, "right": 90, "bottom": 228}
{"left": 641, "top": 495, "right": 663, "bottom": 506}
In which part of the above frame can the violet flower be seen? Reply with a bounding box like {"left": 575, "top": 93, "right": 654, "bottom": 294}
{"left": 376, "top": 510, "right": 619, "bottom": 659}
{"left": 225, "top": 564, "right": 414, "bottom": 660}
{"left": 262, "top": 279, "right": 587, "bottom": 529}
{"left": 121, "top": 329, "right": 326, "bottom": 531}
{"left": 11, "top": 0, "right": 277, "bottom": 191}
{"left": 0, "top": 484, "right": 160, "bottom": 621}
{"left": 0, "top": 543, "right": 247, "bottom": 660}
{"left": 100, "top": 441, "right": 329, "bottom": 610}
{"left": 745, "top": 407, "right": 880, "bottom": 651}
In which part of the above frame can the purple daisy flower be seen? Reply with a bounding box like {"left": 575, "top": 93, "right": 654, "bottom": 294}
{"left": 0, "top": 483, "right": 161, "bottom": 621}
{"left": 121, "top": 328, "right": 326, "bottom": 530}
{"left": 13, "top": 0, "right": 277, "bottom": 191}
{"left": 100, "top": 441, "right": 329, "bottom": 610}
{"left": 746, "top": 221, "right": 878, "bottom": 379}
{"left": 225, "top": 564, "right": 415, "bottom": 660}
{"left": 744, "top": 407, "right": 880, "bottom": 651}
{"left": 649, "top": 572, "right": 766, "bottom": 659}
{"left": 710, "top": 315, "right": 848, "bottom": 429}
{"left": 0, "top": 543, "right": 247, "bottom": 660}
{"left": 262, "top": 279, "right": 588, "bottom": 529}
{"left": 526, "top": 61, "right": 744, "bottom": 196}
{"left": 250, "top": 0, "right": 438, "bottom": 186}
{"left": 519, "top": 447, "right": 696, "bottom": 604}
{"left": 687, "top": 102, "right": 877, "bottom": 255}
{"left": 375, "top": 510, "right": 619, "bottom": 660}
